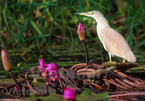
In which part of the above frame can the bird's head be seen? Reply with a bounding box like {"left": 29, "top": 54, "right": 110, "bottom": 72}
{"left": 75, "top": 11, "right": 104, "bottom": 19}
{"left": 75, "top": 10, "right": 110, "bottom": 28}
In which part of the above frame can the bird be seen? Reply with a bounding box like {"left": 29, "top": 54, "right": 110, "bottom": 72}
{"left": 75, "top": 11, "right": 136, "bottom": 63}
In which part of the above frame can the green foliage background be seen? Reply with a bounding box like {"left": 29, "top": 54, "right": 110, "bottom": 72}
{"left": 0, "top": 0, "right": 145, "bottom": 55}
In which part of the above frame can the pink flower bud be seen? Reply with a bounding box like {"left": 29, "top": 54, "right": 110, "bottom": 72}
{"left": 77, "top": 23, "right": 85, "bottom": 41}
{"left": 46, "top": 81, "right": 49, "bottom": 86}
{"left": 1, "top": 49, "right": 12, "bottom": 72}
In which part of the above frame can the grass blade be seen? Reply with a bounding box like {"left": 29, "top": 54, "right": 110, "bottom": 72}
{"left": 30, "top": 19, "right": 43, "bottom": 35}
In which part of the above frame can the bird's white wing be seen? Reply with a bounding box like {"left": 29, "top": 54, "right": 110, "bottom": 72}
{"left": 102, "top": 28, "right": 136, "bottom": 62}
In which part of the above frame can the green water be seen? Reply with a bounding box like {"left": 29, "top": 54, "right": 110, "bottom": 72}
{"left": 0, "top": 44, "right": 145, "bottom": 81}
{"left": 1, "top": 44, "right": 145, "bottom": 101}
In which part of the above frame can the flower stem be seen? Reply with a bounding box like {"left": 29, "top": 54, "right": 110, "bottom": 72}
{"left": 82, "top": 41, "right": 89, "bottom": 65}
{"left": 8, "top": 71, "right": 21, "bottom": 90}
{"left": 44, "top": 77, "right": 49, "bottom": 95}
{"left": 54, "top": 81, "right": 57, "bottom": 94}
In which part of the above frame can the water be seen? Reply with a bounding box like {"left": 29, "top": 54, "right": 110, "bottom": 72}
{"left": 0, "top": 44, "right": 145, "bottom": 100}
{"left": 1, "top": 44, "right": 145, "bottom": 79}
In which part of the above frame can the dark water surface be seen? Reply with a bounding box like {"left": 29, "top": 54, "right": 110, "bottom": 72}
{"left": 0, "top": 45, "right": 145, "bottom": 100}
{"left": 0, "top": 44, "right": 145, "bottom": 79}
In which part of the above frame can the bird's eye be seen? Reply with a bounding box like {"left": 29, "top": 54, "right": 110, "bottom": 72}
{"left": 91, "top": 12, "right": 94, "bottom": 15}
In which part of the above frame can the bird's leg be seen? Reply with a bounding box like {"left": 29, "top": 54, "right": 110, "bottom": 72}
{"left": 123, "top": 59, "right": 126, "bottom": 63}
{"left": 108, "top": 53, "right": 112, "bottom": 62}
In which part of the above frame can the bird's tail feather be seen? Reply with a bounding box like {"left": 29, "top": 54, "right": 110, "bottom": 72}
{"left": 125, "top": 52, "right": 136, "bottom": 63}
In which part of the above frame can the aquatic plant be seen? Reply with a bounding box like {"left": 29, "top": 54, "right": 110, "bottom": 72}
{"left": 63, "top": 87, "right": 75, "bottom": 101}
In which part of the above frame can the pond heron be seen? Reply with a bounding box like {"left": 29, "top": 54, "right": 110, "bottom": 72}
{"left": 75, "top": 11, "right": 136, "bottom": 63}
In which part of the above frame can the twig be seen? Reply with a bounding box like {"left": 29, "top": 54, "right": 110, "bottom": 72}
{"left": 109, "top": 92, "right": 145, "bottom": 97}
{"left": 25, "top": 72, "right": 38, "bottom": 95}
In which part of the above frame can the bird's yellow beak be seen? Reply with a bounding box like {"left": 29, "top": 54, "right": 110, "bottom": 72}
{"left": 74, "top": 12, "right": 89, "bottom": 16}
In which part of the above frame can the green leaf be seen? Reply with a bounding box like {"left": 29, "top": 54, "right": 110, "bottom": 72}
{"left": 90, "top": 92, "right": 108, "bottom": 101}
{"left": 66, "top": 24, "right": 73, "bottom": 53}
{"left": 21, "top": 44, "right": 35, "bottom": 56}
{"left": 19, "top": 94, "right": 63, "bottom": 101}
{"left": 54, "top": 7, "right": 67, "bottom": 18}
{"left": 76, "top": 89, "right": 92, "bottom": 100}
{"left": 80, "top": 88, "right": 92, "bottom": 96}
{"left": 17, "top": 19, "right": 28, "bottom": 48}
{"left": 6, "top": 34, "right": 19, "bottom": 44}
{"left": 41, "top": 0, "right": 54, "bottom": 15}
{"left": 70, "top": 0, "right": 73, "bottom": 6}
{"left": 133, "top": 40, "right": 145, "bottom": 49}
{"left": 88, "top": 0, "right": 107, "bottom": 9}
{"left": 2, "top": 6, "right": 8, "bottom": 28}
{"left": 77, "top": 89, "right": 108, "bottom": 101}
{"left": 30, "top": 19, "right": 43, "bottom": 35}
{"left": 17, "top": 34, "right": 50, "bottom": 47}
{"left": 47, "top": 49, "right": 58, "bottom": 56}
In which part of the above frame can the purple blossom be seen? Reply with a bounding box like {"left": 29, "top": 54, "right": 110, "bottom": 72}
{"left": 38, "top": 58, "right": 59, "bottom": 81}
{"left": 63, "top": 88, "right": 75, "bottom": 101}
{"left": 45, "top": 63, "right": 57, "bottom": 72}
{"left": 45, "top": 63, "right": 59, "bottom": 81}
{"left": 38, "top": 58, "right": 45, "bottom": 69}
{"left": 78, "top": 23, "right": 85, "bottom": 33}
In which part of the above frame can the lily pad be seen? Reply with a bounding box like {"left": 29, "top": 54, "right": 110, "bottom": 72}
{"left": 76, "top": 88, "right": 108, "bottom": 101}
{"left": 20, "top": 93, "right": 63, "bottom": 101}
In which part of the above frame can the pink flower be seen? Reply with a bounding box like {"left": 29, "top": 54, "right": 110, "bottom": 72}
{"left": 45, "top": 63, "right": 59, "bottom": 81}
{"left": 45, "top": 63, "right": 57, "bottom": 71}
{"left": 63, "top": 88, "right": 75, "bottom": 101}
{"left": 38, "top": 58, "right": 45, "bottom": 69}
{"left": 49, "top": 62, "right": 58, "bottom": 70}
{"left": 38, "top": 58, "right": 59, "bottom": 81}
{"left": 15, "top": 86, "right": 18, "bottom": 91}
